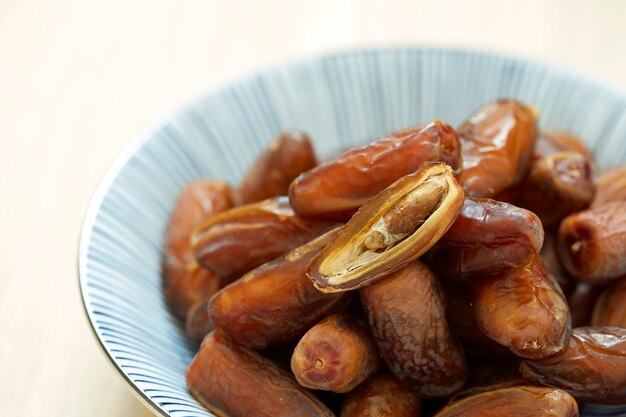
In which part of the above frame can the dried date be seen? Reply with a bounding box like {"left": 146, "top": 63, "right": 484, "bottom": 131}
{"left": 591, "top": 277, "right": 626, "bottom": 327}
{"left": 340, "top": 375, "right": 422, "bottom": 417}
{"left": 360, "top": 261, "right": 468, "bottom": 397}
{"left": 289, "top": 121, "right": 462, "bottom": 218}
{"left": 209, "top": 228, "right": 347, "bottom": 349}
{"left": 185, "top": 298, "right": 213, "bottom": 342}
{"left": 520, "top": 327, "right": 626, "bottom": 404}
{"left": 458, "top": 99, "right": 538, "bottom": 197}
{"left": 472, "top": 258, "right": 571, "bottom": 359}
{"left": 592, "top": 166, "right": 626, "bottom": 208}
{"left": 237, "top": 130, "right": 317, "bottom": 204}
{"left": 186, "top": 330, "right": 335, "bottom": 417}
{"left": 291, "top": 312, "right": 381, "bottom": 393}
{"left": 308, "top": 162, "right": 464, "bottom": 292}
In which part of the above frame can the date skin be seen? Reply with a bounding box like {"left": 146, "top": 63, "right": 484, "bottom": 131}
{"left": 186, "top": 331, "right": 335, "bottom": 417}
{"left": 458, "top": 99, "right": 538, "bottom": 198}
{"left": 447, "top": 376, "right": 528, "bottom": 403}
{"left": 237, "top": 130, "right": 317, "bottom": 205}
{"left": 163, "top": 180, "right": 233, "bottom": 319}
{"left": 289, "top": 121, "right": 462, "bottom": 218}
{"left": 192, "top": 196, "right": 336, "bottom": 282}
{"left": 592, "top": 277, "right": 626, "bottom": 327}
{"left": 434, "top": 386, "right": 578, "bottom": 417}
{"left": 520, "top": 327, "right": 626, "bottom": 404}
{"left": 340, "top": 375, "right": 422, "bottom": 417}
{"left": 360, "top": 261, "right": 468, "bottom": 398}
{"left": 472, "top": 258, "right": 571, "bottom": 359}
{"left": 496, "top": 132, "right": 595, "bottom": 229}
{"left": 558, "top": 202, "right": 626, "bottom": 282}
{"left": 291, "top": 313, "right": 381, "bottom": 393}
{"left": 536, "top": 130, "right": 593, "bottom": 160}
{"left": 185, "top": 298, "right": 214, "bottom": 342}
{"left": 541, "top": 233, "right": 575, "bottom": 295}
{"left": 308, "top": 162, "right": 464, "bottom": 292}
{"left": 209, "top": 228, "right": 347, "bottom": 349}
{"left": 428, "top": 198, "right": 544, "bottom": 279}
{"left": 592, "top": 166, "right": 626, "bottom": 208}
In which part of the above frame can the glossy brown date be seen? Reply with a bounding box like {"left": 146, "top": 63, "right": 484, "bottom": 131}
{"left": 360, "top": 261, "right": 468, "bottom": 398}
{"left": 458, "top": 99, "right": 538, "bottom": 198}
{"left": 186, "top": 331, "right": 335, "bottom": 417}
{"left": 535, "top": 130, "right": 593, "bottom": 160}
{"left": 209, "top": 228, "right": 346, "bottom": 349}
{"left": 558, "top": 202, "right": 626, "bottom": 281}
{"left": 289, "top": 121, "right": 462, "bottom": 218}
{"left": 496, "top": 131, "right": 595, "bottom": 229}
{"left": 541, "top": 233, "right": 575, "bottom": 295}
{"left": 592, "top": 166, "right": 626, "bottom": 208}
{"left": 290, "top": 312, "right": 381, "bottom": 393}
{"left": 434, "top": 386, "right": 578, "bottom": 417}
{"left": 192, "top": 196, "right": 336, "bottom": 281}
{"left": 340, "top": 375, "right": 422, "bottom": 417}
{"left": 472, "top": 258, "right": 571, "bottom": 359}
{"left": 185, "top": 298, "right": 213, "bottom": 342}
{"left": 163, "top": 180, "right": 233, "bottom": 319}
{"left": 447, "top": 376, "right": 528, "bottom": 403}
{"left": 428, "top": 198, "right": 543, "bottom": 279}
{"left": 591, "top": 277, "right": 626, "bottom": 327}
{"left": 520, "top": 327, "right": 626, "bottom": 404}
{"left": 237, "top": 130, "right": 317, "bottom": 205}
{"left": 308, "top": 162, "right": 464, "bottom": 292}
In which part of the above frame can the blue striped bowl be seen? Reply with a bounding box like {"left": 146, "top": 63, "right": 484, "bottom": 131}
{"left": 78, "top": 48, "right": 626, "bottom": 416}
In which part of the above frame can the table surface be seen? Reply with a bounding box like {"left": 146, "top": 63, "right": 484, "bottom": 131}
{"left": 2, "top": 0, "right": 626, "bottom": 415}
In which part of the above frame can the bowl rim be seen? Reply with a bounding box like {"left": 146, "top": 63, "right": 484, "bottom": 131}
{"left": 77, "top": 45, "right": 626, "bottom": 417}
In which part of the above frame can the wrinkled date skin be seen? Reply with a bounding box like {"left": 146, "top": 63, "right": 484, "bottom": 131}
{"left": 192, "top": 196, "right": 336, "bottom": 282}
{"left": 209, "top": 228, "right": 347, "bottom": 349}
{"left": 472, "top": 258, "right": 572, "bottom": 359}
{"left": 163, "top": 180, "right": 234, "bottom": 319}
{"left": 592, "top": 166, "right": 626, "bottom": 208}
{"left": 290, "top": 312, "right": 381, "bottom": 393}
{"left": 237, "top": 130, "right": 317, "bottom": 205}
{"left": 558, "top": 202, "right": 626, "bottom": 282}
{"left": 340, "top": 375, "right": 422, "bottom": 417}
{"left": 497, "top": 132, "right": 595, "bottom": 229}
{"left": 592, "top": 277, "right": 626, "bottom": 327}
{"left": 520, "top": 327, "right": 626, "bottom": 404}
{"left": 569, "top": 283, "right": 604, "bottom": 327}
{"left": 428, "top": 198, "right": 544, "bottom": 279}
{"left": 185, "top": 298, "right": 214, "bottom": 342}
{"left": 458, "top": 99, "right": 538, "bottom": 198}
{"left": 360, "top": 261, "right": 468, "bottom": 398}
{"left": 289, "top": 121, "right": 462, "bottom": 218}
{"left": 434, "top": 386, "right": 578, "bottom": 417}
{"left": 186, "top": 331, "right": 335, "bottom": 417}
{"left": 308, "top": 162, "right": 464, "bottom": 292}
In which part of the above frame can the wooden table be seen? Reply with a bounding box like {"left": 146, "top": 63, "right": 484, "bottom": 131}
{"left": 2, "top": 0, "right": 626, "bottom": 415}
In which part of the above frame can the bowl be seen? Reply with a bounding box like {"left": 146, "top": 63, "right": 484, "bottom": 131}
{"left": 78, "top": 47, "right": 626, "bottom": 417}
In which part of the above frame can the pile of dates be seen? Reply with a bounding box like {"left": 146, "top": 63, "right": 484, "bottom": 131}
{"left": 162, "top": 99, "right": 626, "bottom": 417}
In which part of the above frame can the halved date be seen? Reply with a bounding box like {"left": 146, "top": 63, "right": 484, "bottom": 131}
{"left": 209, "top": 228, "right": 347, "bottom": 349}
{"left": 289, "top": 121, "right": 462, "bottom": 218}
{"left": 558, "top": 202, "right": 626, "bottom": 282}
{"left": 592, "top": 166, "right": 626, "bottom": 208}
{"left": 192, "top": 196, "right": 336, "bottom": 281}
{"left": 472, "top": 258, "right": 571, "bottom": 359}
{"left": 458, "top": 99, "right": 538, "bottom": 197}
{"left": 520, "top": 327, "right": 626, "bottom": 404}
{"left": 237, "top": 130, "right": 317, "bottom": 205}
{"left": 591, "top": 276, "right": 626, "bottom": 327}
{"left": 186, "top": 330, "right": 335, "bottom": 417}
{"left": 434, "top": 386, "right": 578, "bottom": 417}
{"left": 308, "top": 162, "right": 464, "bottom": 292}
{"left": 360, "top": 261, "right": 468, "bottom": 398}
{"left": 291, "top": 312, "right": 381, "bottom": 393}
{"left": 163, "top": 180, "right": 233, "bottom": 319}
{"left": 340, "top": 375, "right": 422, "bottom": 417}
{"left": 428, "top": 198, "right": 543, "bottom": 279}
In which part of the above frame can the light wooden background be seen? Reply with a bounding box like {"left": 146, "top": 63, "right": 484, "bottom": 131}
{"left": 2, "top": 0, "right": 626, "bottom": 415}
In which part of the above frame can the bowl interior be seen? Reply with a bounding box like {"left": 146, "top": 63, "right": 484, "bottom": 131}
{"left": 79, "top": 48, "right": 626, "bottom": 417}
